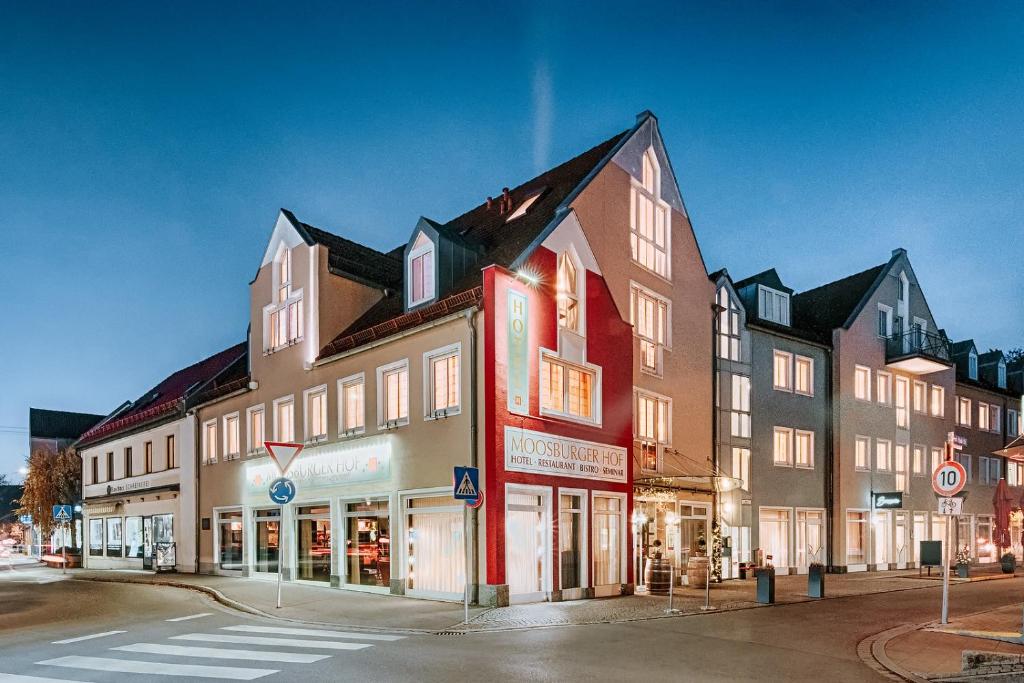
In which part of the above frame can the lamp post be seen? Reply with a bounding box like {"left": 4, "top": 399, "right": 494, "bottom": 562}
{"left": 632, "top": 510, "right": 648, "bottom": 591}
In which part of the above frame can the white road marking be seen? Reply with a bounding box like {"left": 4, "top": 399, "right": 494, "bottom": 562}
{"left": 113, "top": 642, "right": 330, "bottom": 663}
{"left": 36, "top": 656, "right": 277, "bottom": 680}
{"left": 165, "top": 612, "right": 213, "bottom": 622}
{"left": 51, "top": 630, "right": 126, "bottom": 644}
{"left": 221, "top": 624, "right": 404, "bottom": 641}
{"left": 0, "top": 673, "right": 90, "bottom": 683}
{"left": 173, "top": 633, "right": 372, "bottom": 651}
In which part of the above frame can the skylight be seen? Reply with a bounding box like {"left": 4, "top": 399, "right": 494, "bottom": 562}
{"left": 506, "top": 191, "right": 542, "bottom": 222}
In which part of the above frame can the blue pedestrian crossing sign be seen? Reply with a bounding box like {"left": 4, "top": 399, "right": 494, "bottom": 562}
{"left": 19, "top": 514, "right": 32, "bottom": 525}
{"left": 453, "top": 466, "right": 480, "bottom": 500}
{"left": 268, "top": 477, "right": 296, "bottom": 505}
{"left": 52, "top": 505, "right": 73, "bottom": 522}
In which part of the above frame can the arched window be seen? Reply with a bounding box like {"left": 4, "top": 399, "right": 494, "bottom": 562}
{"left": 267, "top": 245, "right": 303, "bottom": 350}
{"left": 557, "top": 251, "right": 579, "bottom": 332}
{"left": 630, "top": 148, "right": 670, "bottom": 278}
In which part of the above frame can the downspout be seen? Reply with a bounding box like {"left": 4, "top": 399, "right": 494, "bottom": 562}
{"left": 710, "top": 302, "right": 723, "bottom": 582}
{"left": 465, "top": 307, "right": 479, "bottom": 603}
{"left": 824, "top": 346, "right": 835, "bottom": 571}
{"left": 189, "top": 405, "right": 200, "bottom": 575}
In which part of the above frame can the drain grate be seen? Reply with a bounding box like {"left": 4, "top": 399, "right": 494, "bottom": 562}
{"left": 436, "top": 630, "right": 466, "bottom": 636}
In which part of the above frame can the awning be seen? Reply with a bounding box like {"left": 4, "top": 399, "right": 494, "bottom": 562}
{"left": 996, "top": 435, "right": 1024, "bottom": 460}
{"left": 83, "top": 502, "right": 120, "bottom": 516}
{"left": 633, "top": 446, "right": 742, "bottom": 492}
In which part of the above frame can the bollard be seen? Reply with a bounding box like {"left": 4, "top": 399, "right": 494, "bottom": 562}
{"left": 664, "top": 563, "right": 680, "bottom": 614}
{"left": 700, "top": 566, "right": 716, "bottom": 611}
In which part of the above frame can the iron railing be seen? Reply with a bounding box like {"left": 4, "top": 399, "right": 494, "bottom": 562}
{"left": 885, "top": 329, "right": 951, "bottom": 364}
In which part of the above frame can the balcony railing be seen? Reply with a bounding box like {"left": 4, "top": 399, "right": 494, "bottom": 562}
{"left": 885, "top": 329, "right": 952, "bottom": 372}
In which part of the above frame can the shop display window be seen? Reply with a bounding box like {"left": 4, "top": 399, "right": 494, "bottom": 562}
{"left": 345, "top": 501, "right": 389, "bottom": 586}
{"left": 406, "top": 495, "right": 464, "bottom": 595}
{"left": 125, "top": 516, "right": 144, "bottom": 558}
{"left": 105, "top": 517, "right": 123, "bottom": 557}
{"left": 297, "top": 504, "right": 332, "bottom": 582}
{"left": 218, "top": 510, "right": 244, "bottom": 571}
{"left": 89, "top": 518, "right": 103, "bottom": 556}
{"left": 254, "top": 508, "right": 281, "bottom": 573}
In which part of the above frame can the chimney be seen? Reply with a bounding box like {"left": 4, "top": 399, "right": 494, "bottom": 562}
{"left": 501, "top": 187, "right": 510, "bottom": 213}
{"left": 486, "top": 196, "right": 493, "bottom": 210}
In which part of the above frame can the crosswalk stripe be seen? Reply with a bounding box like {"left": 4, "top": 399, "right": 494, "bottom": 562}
{"left": 0, "top": 673, "right": 90, "bottom": 683}
{"left": 36, "top": 655, "right": 277, "bottom": 680}
{"left": 52, "top": 630, "right": 126, "bottom": 644}
{"left": 166, "top": 612, "right": 213, "bottom": 622}
{"left": 113, "top": 643, "right": 330, "bottom": 663}
{"left": 221, "top": 625, "right": 404, "bottom": 641}
{"left": 172, "top": 633, "right": 372, "bottom": 651}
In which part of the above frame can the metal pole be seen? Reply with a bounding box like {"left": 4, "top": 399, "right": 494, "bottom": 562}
{"left": 463, "top": 504, "right": 469, "bottom": 624}
{"left": 277, "top": 503, "right": 283, "bottom": 609}
{"left": 941, "top": 516, "right": 951, "bottom": 624}
{"left": 62, "top": 523, "right": 67, "bottom": 575}
{"left": 665, "top": 563, "right": 678, "bottom": 614}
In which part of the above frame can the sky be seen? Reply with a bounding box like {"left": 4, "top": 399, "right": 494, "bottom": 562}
{"left": 1, "top": 1, "right": 1022, "bottom": 480}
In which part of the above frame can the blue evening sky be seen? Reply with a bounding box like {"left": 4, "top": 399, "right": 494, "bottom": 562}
{"left": 2, "top": 2, "right": 1021, "bottom": 479}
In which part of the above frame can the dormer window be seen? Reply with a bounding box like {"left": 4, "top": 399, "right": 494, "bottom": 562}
{"left": 758, "top": 285, "right": 790, "bottom": 326}
{"left": 630, "top": 148, "right": 671, "bottom": 279}
{"left": 408, "top": 232, "right": 435, "bottom": 307}
{"left": 506, "top": 191, "right": 542, "bottom": 222}
{"left": 998, "top": 360, "right": 1007, "bottom": 388}
{"left": 968, "top": 351, "right": 978, "bottom": 380}
{"left": 557, "top": 252, "right": 579, "bottom": 333}
{"left": 265, "top": 245, "right": 303, "bottom": 351}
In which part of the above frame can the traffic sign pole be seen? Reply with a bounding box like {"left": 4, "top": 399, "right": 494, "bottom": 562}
{"left": 278, "top": 502, "right": 284, "bottom": 610}
{"left": 941, "top": 517, "right": 950, "bottom": 624}
{"left": 62, "top": 523, "right": 67, "bottom": 576}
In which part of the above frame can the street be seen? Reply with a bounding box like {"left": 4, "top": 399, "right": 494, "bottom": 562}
{"left": 3, "top": 566, "right": 1023, "bottom": 681}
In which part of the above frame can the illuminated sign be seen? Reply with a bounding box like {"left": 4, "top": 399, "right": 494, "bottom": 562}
{"left": 507, "top": 289, "right": 529, "bottom": 415}
{"left": 872, "top": 491, "right": 903, "bottom": 509}
{"left": 245, "top": 437, "right": 391, "bottom": 493}
{"left": 504, "top": 426, "right": 627, "bottom": 483}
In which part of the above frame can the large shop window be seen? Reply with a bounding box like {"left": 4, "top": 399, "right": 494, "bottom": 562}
{"left": 218, "top": 510, "right": 244, "bottom": 571}
{"left": 540, "top": 355, "right": 596, "bottom": 421}
{"left": 345, "top": 501, "right": 390, "bottom": 587}
{"left": 593, "top": 496, "right": 623, "bottom": 588}
{"left": 297, "top": 505, "right": 332, "bottom": 583}
{"left": 106, "top": 517, "right": 123, "bottom": 557}
{"left": 559, "top": 494, "right": 584, "bottom": 592}
{"left": 759, "top": 509, "right": 790, "bottom": 568}
{"left": 406, "top": 496, "right": 464, "bottom": 596}
{"left": 507, "top": 492, "right": 547, "bottom": 596}
{"left": 125, "top": 517, "right": 144, "bottom": 558}
{"left": 153, "top": 513, "right": 173, "bottom": 547}
{"left": 89, "top": 519, "right": 103, "bottom": 556}
{"left": 254, "top": 509, "right": 281, "bottom": 573}
{"left": 630, "top": 149, "right": 670, "bottom": 278}
{"left": 846, "top": 512, "right": 867, "bottom": 565}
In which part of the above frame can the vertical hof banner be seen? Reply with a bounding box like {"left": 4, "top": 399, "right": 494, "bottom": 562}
{"left": 507, "top": 289, "right": 529, "bottom": 415}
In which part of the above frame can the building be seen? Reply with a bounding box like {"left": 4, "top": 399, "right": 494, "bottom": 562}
{"left": 76, "top": 344, "right": 245, "bottom": 571}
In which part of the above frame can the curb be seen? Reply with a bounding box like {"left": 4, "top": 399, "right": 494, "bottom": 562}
{"left": 859, "top": 622, "right": 932, "bottom": 682}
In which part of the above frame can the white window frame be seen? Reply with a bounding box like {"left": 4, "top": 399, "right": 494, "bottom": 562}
{"left": 222, "top": 411, "right": 241, "bottom": 461}
{"left": 730, "top": 374, "right": 751, "bottom": 438}
{"left": 716, "top": 286, "right": 742, "bottom": 362}
{"left": 272, "top": 395, "right": 295, "bottom": 443}
{"left": 424, "top": 343, "right": 462, "bottom": 419}
{"left": 991, "top": 405, "right": 1001, "bottom": 434}
{"left": 758, "top": 285, "right": 790, "bottom": 326}
{"left": 877, "top": 303, "right": 893, "bottom": 338}
{"left": 795, "top": 429, "right": 814, "bottom": 469}
{"left": 855, "top": 435, "right": 870, "bottom": 471}
{"left": 629, "top": 148, "right": 672, "bottom": 280}
{"left": 557, "top": 250, "right": 585, "bottom": 337}
{"left": 958, "top": 397, "right": 972, "bottom": 427}
{"left": 876, "top": 370, "right": 892, "bottom": 406}
{"left": 337, "top": 373, "right": 366, "bottom": 436}
{"left": 408, "top": 232, "right": 436, "bottom": 307}
{"left": 912, "top": 444, "right": 926, "bottom": 476}
{"left": 794, "top": 355, "right": 814, "bottom": 396}
{"left": 246, "top": 404, "right": 265, "bottom": 456}
{"left": 732, "top": 447, "right": 751, "bottom": 491}
{"left": 773, "top": 427, "right": 794, "bottom": 467}
{"left": 377, "top": 359, "right": 410, "bottom": 429}
{"left": 263, "top": 244, "right": 304, "bottom": 353}
{"left": 538, "top": 349, "right": 602, "bottom": 426}
{"left": 912, "top": 380, "right": 927, "bottom": 414}
{"left": 875, "top": 439, "right": 892, "bottom": 472}
{"left": 930, "top": 385, "right": 945, "bottom": 418}
{"left": 202, "top": 419, "right": 218, "bottom": 464}
{"left": 773, "top": 350, "right": 793, "bottom": 392}
{"left": 303, "top": 385, "right": 329, "bottom": 443}
{"left": 636, "top": 389, "right": 672, "bottom": 473}
{"left": 630, "top": 282, "right": 671, "bottom": 376}
{"left": 854, "top": 365, "right": 872, "bottom": 402}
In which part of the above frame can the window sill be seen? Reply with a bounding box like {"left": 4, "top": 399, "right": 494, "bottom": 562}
{"left": 263, "top": 337, "right": 304, "bottom": 356}
{"left": 378, "top": 420, "right": 409, "bottom": 431}
{"left": 795, "top": 390, "right": 814, "bottom": 398}
{"left": 224, "top": 453, "right": 241, "bottom": 461}
{"left": 305, "top": 435, "right": 328, "bottom": 446}
{"left": 639, "top": 366, "right": 663, "bottom": 379}
{"left": 425, "top": 407, "right": 462, "bottom": 421}
{"left": 339, "top": 428, "right": 366, "bottom": 439}
{"left": 630, "top": 259, "right": 673, "bottom": 285}
{"left": 538, "top": 408, "right": 601, "bottom": 429}
{"left": 246, "top": 449, "right": 265, "bottom": 458}
{"left": 773, "top": 462, "right": 793, "bottom": 468}
{"left": 773, "top": 385, "right": 793, "bottom": 393}
{"left": 795, "top": 464, "right": 815, "bottom": 470}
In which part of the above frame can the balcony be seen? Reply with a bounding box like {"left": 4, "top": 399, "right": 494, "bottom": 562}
{"left": 885, "top": 329, "right": 952, "bottom": 375}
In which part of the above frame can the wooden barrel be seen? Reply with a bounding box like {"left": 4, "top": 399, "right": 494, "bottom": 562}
{"left": 687, "top": 555, "right": 710, "bottom": 589}
{"left": 644, "top": 557, "right": 673, "bottom": 595}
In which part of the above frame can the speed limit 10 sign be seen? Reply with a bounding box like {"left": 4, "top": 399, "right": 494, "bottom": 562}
{"left": 932, "top": 460, "right": 967, "bottom": 496}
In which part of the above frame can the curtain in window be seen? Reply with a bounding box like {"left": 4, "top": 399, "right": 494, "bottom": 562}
{"left": 759, "top": 510, "right": 789, "bottom": 567}
{"left": 593, "top": 497, "right": 621, "bottom": 585}
{"left": 408, "top": 511, "right": 463, "bottom": 594}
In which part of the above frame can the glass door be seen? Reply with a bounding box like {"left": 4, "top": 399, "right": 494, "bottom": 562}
{"left": 254, "top": 508, "right": 281, "bottom": 575}
{"left": 506, "top": 490, "right": 548, "bottom": 602}
{"left": 894, "top": 512, "right": 908, "bottom": 569}
{"left": 296, "top": 504, "right": 332, "bottom": 583}
{"left": 344, "top": 501, "right": 389, "bottom": 587}
{"left": 796, "top": 509, "right": 824, "bottom": 573}
{"left": 142, "top": 516, "right": 153, "bottom": 570}
{"left": 873, "top": 510, "right": 891, "bottom": 570}
{"left": 592, "top": 495, "right": 623, "bottom": 597}
{"left": 559, "top": 493, "right": 584, "bottom": 599}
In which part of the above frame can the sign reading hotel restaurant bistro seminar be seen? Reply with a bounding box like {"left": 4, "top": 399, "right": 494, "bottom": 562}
{"left": 506, "top": 289, "right": 529, "bottom": 416}
{"left": 246, "top": 438, "right": 391, "bottom": 492}
{"left": 504, "top": 426, "right": 627, "bottom": 483}
{"left": 872, "top": 492, "right": 903, "bottom": 510}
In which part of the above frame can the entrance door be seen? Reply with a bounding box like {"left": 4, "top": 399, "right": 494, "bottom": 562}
{"left": 142, "top": 516, "right": 153, "bottom": 570}
{"left": 796, "top": 509, "right": 825, "bottom": 573}
{"left": 506, "top": 489, "right": 549, "bottom": 603}
{"left": 894, "top": 512, "right": 909, "bottom": 569}
{"left": 592, "top": 494, "right": 624, "bottom": 597}
{"left": 873, "top": 510, "right": 891, "bottom": 570}
{"left": 913, "top": 512, "right": 927, "bottom": 566}
{"left": 558, "top": 492, "right": 586, "bottom": 600}
{"left": 254, "top": 508, "right": 281, "bottom": 575}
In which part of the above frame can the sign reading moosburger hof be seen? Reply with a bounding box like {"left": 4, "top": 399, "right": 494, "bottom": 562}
{"left": 504, "top": 426, "right": 627, "bottom": 483}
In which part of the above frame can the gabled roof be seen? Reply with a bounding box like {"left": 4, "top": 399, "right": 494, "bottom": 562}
{"left": 950, "top": 340, "right": 976, "bottom": 358}
{"left": 77, "top": 342, "right": 247, "bottom": 447}
{"left": 29, "top": 408, "right": 105, "bottom": 441}
{"left": 792, "top": 261, "right": 888, "bottom": 336}
{"left": 733, "top": 268, "right": 792, "bottom": 294}
{"left": 978, "top": 350, "right": 1005, "bottom": 367}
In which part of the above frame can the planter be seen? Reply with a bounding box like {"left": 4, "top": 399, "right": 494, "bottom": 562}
{"left": 956, "top": 563, "right": 969, "bottom": 579}
{"left": 687, "top": 556, "right": 710, "bottom": 589}
{"left": 1001, "top": 554, "right": 1015, "bottom": 574}
{"left": 808, "top": 565, "right": 825, "bottom": 598}
{"left": 756, "top": 569, "right": 775, "bottom": 604}
{"left": 645, "top": 557, "right": 672, "bottom": 596}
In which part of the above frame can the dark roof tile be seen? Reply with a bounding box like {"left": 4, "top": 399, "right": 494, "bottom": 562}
{"left": 29, "top": 408, "right": 105, "bottom": 441}
{"left": 792, "top": 263, "right": 887, "bottom": 335}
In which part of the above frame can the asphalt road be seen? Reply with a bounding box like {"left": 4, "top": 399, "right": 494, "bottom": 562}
{"left": 2, "top": 566, "right": 1021, "bottom": 682}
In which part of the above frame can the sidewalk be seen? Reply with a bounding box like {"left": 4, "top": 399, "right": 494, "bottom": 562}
{"left": 69, "top": 564, "right": 1014, "bottom": 633}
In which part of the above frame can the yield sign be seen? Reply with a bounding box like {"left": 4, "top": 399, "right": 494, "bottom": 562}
{"left": 265, "top": 441, "right": 304, "bottom": 476}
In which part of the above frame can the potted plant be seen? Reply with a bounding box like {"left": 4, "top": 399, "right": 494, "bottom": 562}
{"left": 808, "top": 562, "right": 825, "bottom": 598}
{"left": 1001, "top": 552, "right": 1016, "bottom": 574}
{"left": 954, "top": 546, "right": 971, "bottom": 578}
{"left": 755, "top": 566, "right": 775, "bottom": 604}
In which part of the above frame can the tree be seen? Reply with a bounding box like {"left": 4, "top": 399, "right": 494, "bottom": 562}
{"left": 1006, "top": 347, "right": 1023, "bottom": 367}
{"left": 18, "top": 447, "right": 81, "bottom": 545}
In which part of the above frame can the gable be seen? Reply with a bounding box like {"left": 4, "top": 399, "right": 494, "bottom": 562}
{"left": 610, "top": 113, "right": 686, "bottom": 217}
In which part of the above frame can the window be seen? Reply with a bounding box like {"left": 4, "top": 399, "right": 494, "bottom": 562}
{"left": 979, "top": 456, "right": 991, "bottom": 485}
{"left": 716, "top": 287, "right": 741, "bottom": 361}
{"left": 773, "top": 427, "right": 793, "bottom": 467}
{"left": 266, "top": 246, "right": 303, "bottom": 350}
{"left": 338, "top": 375, "right": 365, "bottom": 434}
{"left": 955, "top": 453, "right": 973, "bottom": 483}
{"left": 124, "top": 447, "right": 132, "bottom": 478}
{"left": 426, "top": 345, "right": 461, "bottom": 416}
{"left": 895, "top": 444, "right": 909, "bottom": 493}
{"left": 731, "top": 375, "right": 751, "bottom": 438}
{"left": 930, "top": 385, "right": 945, "bottom": 417}
{"left": 957, "top": 397, "right": 972, "bottom": 426}
{"left": 855, "top": 366, "right": 871, "bottom": 401}
{"left": 408, "top": 232, "right": 435, "bottom": 306}
{"left": 991, "top": 406, "right": 1001, "bottom": 434}
{"left": 855, "top": 436, "right": 870, "bottom": 471}
{"left": 202, "top": 420, "right": 217, "bottom": 464}
{"left": 166, "top": 434, "right": 176, "bottom": 469}
{"left": 875, "top": 439, "right": 891, "bottom": 471}
{"left": 913, "top": 381, "right": 927, "bottom": 413}
{"left": 377, "top": 360, "right": 410, "bottom": 427}
{"left": 1010, "top": 462, "right": 1024, "bottom": 487}
{"left": 1010, "top": 409, "right": 1020, "bottom": 438}
{"left": 773, "top": 351, "right": 793, "bottom": 392}
{"left": 876, "top": 371, "right": 892, "bottom": 405}
{"left": 106, "top": 452, "right": 113, "bottom": 481}
{"left": 274, "top": 396, "right": 295, "bottom": 442}
{"left": 998, "top": 361, "right": 1007, "bottom": 388}
{"left": 795, "top": 356, "right": 813, "bottom": 396}
{"left": 877, "top": 304, "right": 893, "bottom": 338}
{"left": 106, "top": 517, "right": 123, "bottom": 557}
{"left": 636, "top": 392, "right": 670, "bottom": 471}
{"left": 795, "top": 430, "right": 814, "bottom": 468}
{"left": 557, "top": 252, "right": 580, "bottom": 333}
{"left": 630, "top": 148, "right": 670, "bottom": 278}
{"left": 89, "top": 518, "right": 103, "bottom": 556}
{"left": 631, "top": 284, "right": 669, "bottom": 374}
{"left": 224, "top": 413, "right": 240, "bottom": 460}
{"left": 144, "top": 441, "right": 153, "bottom": 474}
{"left": 305, "top": 387, "right": 328, "bottom": 441}
{"left": 759, "top": 509, "right": 791, "bottom": 568}
{"left": 912, "top": 445, "right": 925, "bottom": 476}
{"left": 125, "top": 517, "right": 144, "bottom": 558}
{"left": 931, "top": 447, "right": 942, "bottom": 475}
{"left": 541, "top": 355, "right": 596, "bottom": 421}
{"left": 506, "top": 190, "right": 542, "bottom": 222}
{"left": 758, "top": 286, "right": 790, "bottom": 325}
{"left": 895, "top": 377, "right": 910, "bottom": 428}
{"left": 847, "top": 511, "right": 867, "bottom": 565}
{"left": 978, "top": 402, "right": 990, "bottom": 431}
{"left": 732, "top": 448, "right": 750, "bottom": 491}
{"left": 246, "top": 405, "right": 265, "bottom": 455}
